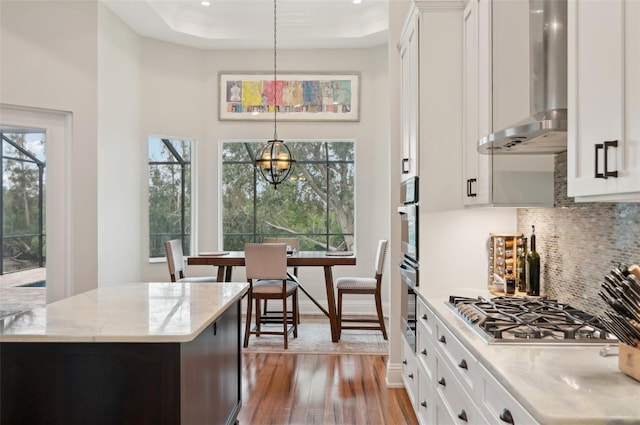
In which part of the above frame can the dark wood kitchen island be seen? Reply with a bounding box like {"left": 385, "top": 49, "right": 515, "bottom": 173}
{"left": 0, "top": 281, "right": 248, "bottom": 425}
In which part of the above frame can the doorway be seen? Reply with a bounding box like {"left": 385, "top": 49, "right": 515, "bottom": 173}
{"left": 0, "top": 104, "right": 72, "bottom": 305}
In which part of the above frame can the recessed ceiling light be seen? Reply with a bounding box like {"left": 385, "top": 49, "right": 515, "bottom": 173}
{"left": 353, "top": 0, "right": 362, "bottom": 4}
{"left": 201, "top": 1, "right": 210, "bottom": 6}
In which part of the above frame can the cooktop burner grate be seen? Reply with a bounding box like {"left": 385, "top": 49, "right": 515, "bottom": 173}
{"left": 447, "top": 295, "right": 617, "bottom": 344}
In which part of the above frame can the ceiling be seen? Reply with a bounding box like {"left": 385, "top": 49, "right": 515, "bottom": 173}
{"left": 101, "top": 0, "right": 389, "bottom": 50}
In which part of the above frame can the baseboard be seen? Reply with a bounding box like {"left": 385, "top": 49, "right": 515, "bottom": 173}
{"left": 385, "top": 361, "right": 405, "bottom": 387}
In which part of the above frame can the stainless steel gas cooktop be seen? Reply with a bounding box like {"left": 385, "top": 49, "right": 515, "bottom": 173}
{"left": 447, "top": 295, "right": 618, "bottom": 345}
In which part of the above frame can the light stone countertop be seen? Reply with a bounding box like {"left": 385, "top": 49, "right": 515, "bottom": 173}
{"left": 417, "top": 286, "right": 640, "bottom": 425}
{"left": 0, "top": 281, "right": 248, "bottom": 343}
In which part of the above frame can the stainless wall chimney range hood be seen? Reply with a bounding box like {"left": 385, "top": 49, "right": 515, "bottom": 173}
{"left": 478, "top": 0, "right": 567, "bottom": 155}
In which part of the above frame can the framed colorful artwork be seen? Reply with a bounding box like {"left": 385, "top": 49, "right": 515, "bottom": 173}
{"left": 219, "top": 72, "right": 360, "bottom": 121}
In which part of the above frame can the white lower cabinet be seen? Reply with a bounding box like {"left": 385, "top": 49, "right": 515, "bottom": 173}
{"left": 416, "top": 317, "right": 435, "bottom": 424}
{"left": 408, "top": 298, "right": 538, "bottom": 424}
{"left": 417, "top": 366, "right": 434, "bottom": 424}
{"left": 402, "top": 337, "right": 419, "bottom": 406}
{"left": 435, "top": 355, "right": 487, "bottom": 424}
{"left": 478, "top": 363, "right": 539, "bottom": 425}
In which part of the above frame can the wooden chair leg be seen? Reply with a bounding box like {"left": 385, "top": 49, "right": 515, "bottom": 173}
{"left": 375, "top": 292, "right": 388, "bottom": 340}
{"left": 255, "top": 299, "right": 262, "bottom": 337}
{"left": 282, "top": 294, "right": 288, "bottom": 350}
{"left": 293, "top": 290, "right": 299, "bottom": 338}
{"left": 337, "top": 289, "right": 343, "bottom": 339}
{"left": 243, "top": 293, "right": 253, "bottom": 348}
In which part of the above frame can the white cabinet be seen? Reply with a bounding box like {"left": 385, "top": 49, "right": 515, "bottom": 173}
{"left": 567, "top": 0, "right": 640, "bottom": 201}
{"left": 399, "top": 14, "right": 419, "bottom": 179}
{"left": 402, "top": 336, "right": 419, "bottom": 406}
{"left": 416, "top": 299, "right": 436, "bottom": 424}
{"left": 478, "top": 363, "right": 539, "bottom": 425}
{"left": 462, "top": 0, "right": 554, "bottom": 207}
{"left": 407, "top": 297, "right": 538, "bottom": 425}
{"left": 435, "top": 356, "right": 487, "bottom": 424}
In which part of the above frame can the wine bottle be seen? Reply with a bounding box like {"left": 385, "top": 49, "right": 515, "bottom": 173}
{"left": 516, "top": 237, "right": 527, "bottom": 292}
{"left": 527, "top": 226, "right": 540, "bottom": 296}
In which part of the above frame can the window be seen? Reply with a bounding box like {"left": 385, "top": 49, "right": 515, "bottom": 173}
{"left": 148, "top": 136, "right": 192, "bottom": 258}
{"left": 221, "top": 140, "right": 355, "bottom": 251}
{"left": 1, "top": 130, "right": 46, "bottom": 274}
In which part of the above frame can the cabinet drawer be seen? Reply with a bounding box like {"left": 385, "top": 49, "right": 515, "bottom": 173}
{"left": 417, "top": 361, "right": 434, "bottom": 425}
{"left": 435, "top": 318, "right": 479, "bottom": 397}
{"left": 402, "top": 336, "right": 419, "bottom": 406}
{"left": 479, "top": 363, "right": 539, "bottom": 425}
{"left": 417, "top": 298, "right": 435, "bottom": 337}
{"left": 417, "top": 323, "right": 435, "bottom": 381}
{"left": 435, "top": 356, "right": 486, "bottom": 424}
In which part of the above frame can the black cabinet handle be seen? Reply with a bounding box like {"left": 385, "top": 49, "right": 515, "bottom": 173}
{"left": 212, "top": 321, "right": 217, "bottom": 335}
{"left": 402, "top": 359, "right": 407, "bottom": 365}
{"left": 421, "top": 401, "right": 427, "bottom": 408}
{"left": 467, "top": 178, "right": 477, "bottom": 197}
{"left": 499, "top": 408, "right": 515, "bottom": 424}
{"left": 421, "top": 348, "right": 428, "bottom": 356}
{"left": 402, "top": 158, "right": 410, "bottom": 174}
{"left": 458, "top": 359, "right": 468, "bottom": 370}
{"left": 438, "top": 335, "right": 446, "bottom": 344}
{"left": 438, "top": 377, "right": 446, "bottom": 387}
{"left": 457, "top": 410, "right": 468, "bottom": 422}
{"left": 422, "top": 313, "right": 428, "bottom": 321}
{"left": 408, "top": 373, "right": 414, "bottom": 379}
{"left": 595, "top": 140, "right": 619, "bottom": 179}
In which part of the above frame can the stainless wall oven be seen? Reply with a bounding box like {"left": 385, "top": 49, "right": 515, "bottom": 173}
{"left": 398, "top": 177, "right": 419, "bottom": 352}
{"left": 400, "top": 260, "right": 417, "bottom": 352}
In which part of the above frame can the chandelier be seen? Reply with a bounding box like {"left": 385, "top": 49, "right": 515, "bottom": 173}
{"left": 255, "top": 0, "right": 296, "bottom": 189}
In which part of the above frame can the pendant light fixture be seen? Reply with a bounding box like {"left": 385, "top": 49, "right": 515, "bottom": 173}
{"left": 255, "top": 0, "right": 296, "bottom": 189}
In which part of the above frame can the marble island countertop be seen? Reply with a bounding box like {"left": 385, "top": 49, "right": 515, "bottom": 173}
{"left": 417, "top": 286, "right": 640, "bottom": 425}
{"left": 0, "top": 281, "right": 248, "bottom": 343}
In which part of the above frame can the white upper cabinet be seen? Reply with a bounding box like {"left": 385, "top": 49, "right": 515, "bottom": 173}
{"left": 462, "top": 0, "right": 554, "bottom": 207}
{"left": 463, "top": 0, "right": 489, "bottom": 205}
{"left": 567, "top": 0, "right": 640, "bottom": 201}
{"left": 399, "top": 14, "right": 419, "bottom": 179}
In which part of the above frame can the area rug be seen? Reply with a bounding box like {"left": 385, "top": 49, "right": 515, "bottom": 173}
{"left": 242, "top": 317, "right": 389, "bottom": 355}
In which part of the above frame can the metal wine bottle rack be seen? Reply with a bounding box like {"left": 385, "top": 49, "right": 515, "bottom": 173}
{"left": 488, "top": 233, "right": 524, "bottom": 293}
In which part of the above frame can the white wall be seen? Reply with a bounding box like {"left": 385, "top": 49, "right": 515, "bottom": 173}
{"left": 0, "top": 1, "right": 99, "bottom": 299}
{"left": 137, "top": 41, "right": 392, "bottom": 314}
{"left": 97, "top": 4, "right": 143, "bottom": 285}
{"left": 0, "top": 2, "right": 393, "bottom": 315}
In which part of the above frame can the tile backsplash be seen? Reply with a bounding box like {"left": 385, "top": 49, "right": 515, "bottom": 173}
{"left": 517, "top": 152, "right": 640, "bottom": 315}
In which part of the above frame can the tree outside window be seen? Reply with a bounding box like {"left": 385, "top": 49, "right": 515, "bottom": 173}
{"left": 1, "top": 131, "right": 46, "bottom": 274}
{"left": 221, "top": 140, "right": 355, "bottom": 251}
{"left": 148, "top": 136, "right": 192, "bottom": 258}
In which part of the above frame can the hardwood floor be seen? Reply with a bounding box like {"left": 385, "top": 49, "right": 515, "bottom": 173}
{"left": 237, "top": 353, "right": 419, "bottom": 425}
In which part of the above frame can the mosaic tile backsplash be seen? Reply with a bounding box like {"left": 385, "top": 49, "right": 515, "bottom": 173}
{"left": 517, "top": 151, "right": 640, "bottom": 315}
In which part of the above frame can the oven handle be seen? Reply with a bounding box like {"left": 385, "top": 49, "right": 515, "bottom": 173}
{"left": 397, "top": 204, "right": 418, "bottom": 215}
{"left": 399, "top": 263, "right": 418, "bottom": 288}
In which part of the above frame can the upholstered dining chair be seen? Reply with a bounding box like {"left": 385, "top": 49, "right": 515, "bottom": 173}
{"left": 336, "top": 239, "right": 389, "bottom": 340}
{"left": 244, "top": 243, "right": 299, "bottom": 349}
{"left": 164, "top": 239, "right": 217, "bottom": 283}
{"left": 262, "top": 237, "right": 300, "bottom": 321}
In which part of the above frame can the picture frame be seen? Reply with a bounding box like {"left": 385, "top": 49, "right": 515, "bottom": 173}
{"left": 219, "top": 72, "right": 360, "bottom": 122}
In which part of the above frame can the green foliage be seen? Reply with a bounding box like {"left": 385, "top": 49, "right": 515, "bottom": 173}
{"left": 148, "top": 137, "right": 192, "bottom": 257}
{"left": 2, "top": 132, "right": 46, "bottom": 272}
{"left": 222, "top": 140, "right": 355, "bottom": 251}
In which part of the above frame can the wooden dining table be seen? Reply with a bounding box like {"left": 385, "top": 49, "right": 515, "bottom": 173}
{"left": 188, "top": 251, "right": 356, "bottom": 342}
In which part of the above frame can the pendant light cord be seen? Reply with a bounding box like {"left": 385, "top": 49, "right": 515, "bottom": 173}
{"left": 273, "top": 0, "right": 278, "bottom": 140}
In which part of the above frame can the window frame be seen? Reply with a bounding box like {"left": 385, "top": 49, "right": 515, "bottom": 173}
{"left": 219, "top": 139, "right": 355, "bottom": 252}
{"left": 147, "top": 135, "right": 195, "bottom": 260}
